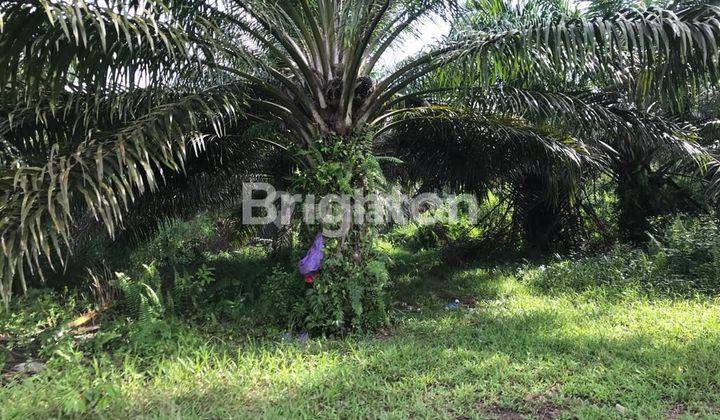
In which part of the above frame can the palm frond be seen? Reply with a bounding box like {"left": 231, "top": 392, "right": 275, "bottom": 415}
{"left": 377, "top": 105, "right": 593, "bottom": 192}
{"left": 0, "top": 0, "right": 240, "bottom": 102}
{"left": 0, "top": 83, "right": 248, "bottom": 308}
{"left": 430, "top": 5, "right": 720, "bottom": 108}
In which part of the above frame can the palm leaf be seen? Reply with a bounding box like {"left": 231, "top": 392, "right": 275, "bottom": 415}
{"left": 0, "top": 83, "right": 248, "bottom": 308}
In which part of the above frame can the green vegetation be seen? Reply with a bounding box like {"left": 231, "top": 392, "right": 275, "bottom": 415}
{"left": 3, "top": 0, "right": 720, "bottom": 416}
{"left": 3, "top": 217, "right": 720, "bottom": 418}
{"left": 2, "top": 0, "right": 720, "bottom": 332}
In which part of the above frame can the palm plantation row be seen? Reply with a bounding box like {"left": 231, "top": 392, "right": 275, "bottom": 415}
{"left": 2, "top": 0, "right": 720, "bottom": 331}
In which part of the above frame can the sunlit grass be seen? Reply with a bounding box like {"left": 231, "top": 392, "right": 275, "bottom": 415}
{"left": 3, "top": 261, "right": 720, "bottom": 418}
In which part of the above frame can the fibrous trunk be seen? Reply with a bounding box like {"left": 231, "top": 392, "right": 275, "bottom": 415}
{"left": 515, "top": 173, "right": 573, "bottom": 252}
{"left": 616, "top": 163, "right": 659, "bottom": 245}
{"left": 293, "top": 132, "right": 389, "bottom": 333}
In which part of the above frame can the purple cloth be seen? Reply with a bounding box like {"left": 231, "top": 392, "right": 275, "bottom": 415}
{"left": 299, "top": 233, "right": 324, "bottom": 276}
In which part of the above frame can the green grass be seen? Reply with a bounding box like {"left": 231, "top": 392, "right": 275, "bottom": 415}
{"left": 3, "top": 253, "right": 720, "bottom": 418}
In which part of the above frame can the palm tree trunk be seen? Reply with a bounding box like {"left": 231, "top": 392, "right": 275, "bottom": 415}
{"left": 296, "top": 131, "right": 389, "bottom": 333}
{"left": 516, "top": 173, "right": 567, "bottom": 252}
{"left": 616, "top": 162, "right": 657, "bottom": 245}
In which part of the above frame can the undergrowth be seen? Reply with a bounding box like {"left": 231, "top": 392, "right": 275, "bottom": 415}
{"left": 2, "top": 214, "right": 720, "bottom": 418}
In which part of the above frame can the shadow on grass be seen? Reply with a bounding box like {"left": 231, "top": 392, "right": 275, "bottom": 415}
{"left": 113, "top": 302, "right": 720, "bottom": 418}
{"left": 387, "top": 248, "right": 521, "bottom": 308}
{"left": 5, "top": 245, "right": 720, "bottom": 418}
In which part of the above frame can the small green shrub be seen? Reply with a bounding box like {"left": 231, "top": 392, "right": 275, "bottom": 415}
{"left": 302, "top": 252, "right": 389, "bottom": 334}
{"left": 259, "top": 266, "right": 306, "bottom": 328}
{"left": 170, "top": 264, "right": 216, "bottom": 315}
{"left": 384, "top": 205, "right": 487, "bottom": 251}
{"left": 206, "top": 247, "right": 270, "bottom": 306}
{"left": 527, "top": 215, "right": 720, "bottom": 295}
{"left": 527, "top": 246, "right": 656, "bottom": 293}
{"left": 122, "top": 216, "right": 272, "bottom": 320}
{"left": 648, "top": 215, "right": 720, "bottom": 292}
{"left": 253, "top": 240, "right": 391, "bottom": 334}
{"left": 128, "top": 215, "right": 217, "bottom": 277}
{"left": 115, "top": 264, "right": 165, "bottom": 322}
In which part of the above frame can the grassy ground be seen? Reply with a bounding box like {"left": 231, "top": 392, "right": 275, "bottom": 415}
{"left": 2, "top": 246, "right": 720, "bottom": 418}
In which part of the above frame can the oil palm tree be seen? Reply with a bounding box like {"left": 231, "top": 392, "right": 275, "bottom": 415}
{"left": 383, "top": 0, "right": 716, "bottom": 250}
{"left": 1, "top": 0, "right": 719, "bottom": 330}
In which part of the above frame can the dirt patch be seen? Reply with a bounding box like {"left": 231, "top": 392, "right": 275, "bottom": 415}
{"left": 1, "top": 342, "right": 45, "bottom": 383}
{"left": 480, "top": 403, "right": 564, "bottom": 419}
{"left": 459, "top": 297, "right": 478, "bottom": 308}
{"left": 665, "top": 403, "right": 688, "bottom": 419}
{"left": 485, "top": 404, "right": 525, "bottom": 420}
{"left": 522, "top": 385, "right": 565, "bottom": 419}
{"left": 2, "top": 310, "right": 104, "bottom": 383}
{"left": 374, "top": 326, "right": 396, "bottom": 340}
{"left": 535, "top": 403, "right": 564, "bottom": 419}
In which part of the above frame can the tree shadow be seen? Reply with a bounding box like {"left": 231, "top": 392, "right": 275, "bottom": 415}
{"left": 118, "top": 304, "right": 720, "bottom": 418}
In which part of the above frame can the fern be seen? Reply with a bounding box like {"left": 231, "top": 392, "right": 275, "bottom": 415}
{"left": 114, "top": 264, "right": 165, "bottom": 322}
